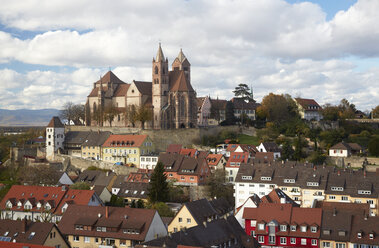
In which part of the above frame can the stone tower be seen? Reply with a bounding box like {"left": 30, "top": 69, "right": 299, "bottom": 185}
{"left": 46, "top": 116, "right": 65, "bottom": 160}
{"left": 152, "top": 43, "right": 169, "bottom": 129}
{"left": 172, "top": 48, "right": 191, "bottom": 83}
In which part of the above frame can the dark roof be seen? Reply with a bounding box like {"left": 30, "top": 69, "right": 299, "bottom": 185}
{"left": 76, "top": 170, "right": 116, "bottom": 187}
{"left": 260, "top": 142, "right": 281, "bottom": 152}
{"left": 231, "top": 98, "right": 257, "bottom": 110}
{"left": 159, "top": 153, "right": 208, "bottom": 176}
{"left": 133, "top": 81, "right": 152, "bottom": 95}
{"left": 166, "top": 144, "right": 183, "bottom": 154}
{"left": 81, "top": 131, "right": 112, "bottom": 147}
{"left": 330, "top": 142, "right": 362, "bottom": 151}
{"left": 210, "top": 98, "right": 227, "bottom": 110}
{"left": 0, "top": 219, "right": 54, "bottom": 245}
{"left": 183, "top": 198, "right": 231, "bottom": 225}
{"left": 64, "top": 131, "right": 91, "bottom": 145}
{"left": 169, "top": 70, "right": 194, "bottom": 92}
{"left": 116, "top": 182, "right": 149, "bottom": 199}
{"left": 46, "top": 116, "right": 64, "bottom": 128}
{"left": 139, "top": 216, "right": 259, "bottom": 248}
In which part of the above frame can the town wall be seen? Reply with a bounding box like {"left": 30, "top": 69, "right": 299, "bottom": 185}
{"left": 330, "top": 156, "right": 379, "bottom": 170}
{"left": 65, "top": 125, "right": 241, "bottom": 151}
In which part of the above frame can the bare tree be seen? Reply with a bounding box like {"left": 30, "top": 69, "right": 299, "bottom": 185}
{"left": 137, "top": 105, "right": 153, "bottom": 129}
{"left": 60, "top": 102, "right": 85, "bottom": 125}
{"left": 126, "top": 105, "right": 138, "bottom": 127}
{"left": 103, "top": 104, "right": 119, "bottom": 127}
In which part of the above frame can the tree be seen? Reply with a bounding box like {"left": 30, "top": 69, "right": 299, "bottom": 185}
{"left": 368, "top": 137, "right": 379, "bottom": 157}
{"left": 149, "top": 202, "right": 174, "bottom": 217}
{"left": 136, "top": 105, "right": 153, "bottom": 129}
{"left": 293, "top": 134, "right": 304, "bottom": 161}
{"left": 148, "top": 162, "right": 169, "bottom": 203}
{"left": 281, "top": 139, "right": 294, "bottom": 161}
{"left": 321, "top": 104, "right": 340, "bottom": 121}
{"left": 233, "top": 83, "right": 254, "bottom": 102}
{"left": 205, "top": 169, "right": 234, "bottom": 205}
{"left": 258, "top": 93, "right": 298, "bottom": 123}
{"left": 126, "top": 105, "right": 138, "bottom": 127}
{"left": 70, "top": 182, "right": 91, "bottom": 190}
{"left": 60, "top": 102, "right": 85, "bottom": 125}
{"left": 373, "top": 105, "right": 379, "bottom": 118}
{"left": 338, "top": 98, "right": 356, "bottom": 119}
{"left": 223, "top": 101, "right": 236, "bottom": 125}
{"left": 103, "top": 104, "right": 120, "bottom": 127}
{"left": 92, "top": 106, "right": 103, "bottom": 126}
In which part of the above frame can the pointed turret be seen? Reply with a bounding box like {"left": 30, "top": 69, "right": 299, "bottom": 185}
{"left": 155, "top": 43, "right": 165, "bottom": 62}
{"left": 177, "top": 48, "right": 186, "bottom": 63}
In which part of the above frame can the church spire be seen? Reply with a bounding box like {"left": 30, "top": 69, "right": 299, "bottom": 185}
{"left": 177, "top": 48, "right": 186, "bottom": 63}
{"left": 156, "top": 43, "right": 165, "bottom": 62}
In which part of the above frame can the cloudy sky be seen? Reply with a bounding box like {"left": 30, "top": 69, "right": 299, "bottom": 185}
{"left": 0, "top": 0, "right": 378, "bottom": 111}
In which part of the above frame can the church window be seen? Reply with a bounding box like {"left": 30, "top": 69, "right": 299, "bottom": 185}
{"left": 155, "top": 66, "right": 158, "bottom": 74}
{"left": 156, "top": 79, "right": 159, "bottom": 84}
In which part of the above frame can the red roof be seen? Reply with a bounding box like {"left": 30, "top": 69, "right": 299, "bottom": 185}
{"left": 206, "top": 154, "right": 224, "bottom": 166}
{"left": 295, "top": 98, "right": 321, "bottom": 110}
{"left": 180, "top": 148, "right": 198, "bottom": 157}
{"left": 226, "top": 144, "right": 240, "bottom": 152}
{"left": 0, "top": 242, "right": 53, "bottom": 248}
{"left": 226, "top": 152, "right": 249, "bottom": 167}
{"left": 102, "top": 134, "right": 148, "bottom": 147}
{"left": 166, "top": 144, "right": 183, "bottom": 154}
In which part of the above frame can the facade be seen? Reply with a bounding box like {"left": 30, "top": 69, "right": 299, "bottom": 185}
{"left": 197, "top": 96, "right": 211, "bottom": 127}
{"left": 0, "top": 219, "right": 69, "bottom": 248}
{"left": 329, "top": 142, "right": 363, "bottom": 157}
{"left": 295, "top": 98, "right": 323, "bottom": 121}
{"left": 225, "top": 152, "right": 249, "bottom": 183}
{"left": 167, "top": 198, "right": 232, "bottom": 233}
{"left": 58, "top": 205, "right": 167, "bottom": 248}
{"left": 81, "top": 131, "right": 111, "bottom": 160}
{"left": 158, "top": 153, "right": 210, "bottom": 186}
{"left": 257, "top": 142, "right": 281, "bottom": 159}
{"left": 46, "top": 116, "right": 65, "bottom": 160}
{"left": 0, "top": 185, "right": 102, "bottom": 223}
{"left": 139, "top": 153, "right": 159, "bottom": 170}
{"left": 243, "top": 203, "right": 322, "bottom": 248}
{"left": 85, "top": 44, "right": 197, "bottom": 129}
{"left": 102, "top": 134, "right": 154, "bottom": 166}
{"left": 231, "top": 97, "right": 257, "bottom": 121}
{"left": 205, "top": 153, "right": 227, "bottom": 171}
{"left": 63, "top": 131, "right": 91, "bottom": 157}
{"left": 115, "top": 182, "right": 149, "bottom": 206}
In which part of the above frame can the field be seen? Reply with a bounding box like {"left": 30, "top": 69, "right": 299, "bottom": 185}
{"left": 237, "top": 134, "right": 260, "bottom": 146}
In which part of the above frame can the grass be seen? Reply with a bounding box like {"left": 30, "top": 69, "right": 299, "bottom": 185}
{"left": 237, "top": 134, "right": 260, "bottom": 146}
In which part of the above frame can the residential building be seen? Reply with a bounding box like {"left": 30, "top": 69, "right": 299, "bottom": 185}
{"left": 0, "top": 219, "right": 69, "bottom": 248}
{"left": 46, "top": 116, "right": 64, "bottom": 160}
{"left": 0, "top": 185, "right": 102, "bottom": 223}
{"left": 63, "top": 131, "right": 91, "bottom": 157}
{"left": 115, "top": 182, "right": 149, "bottom": 206}
{"left": 243, "top": 202, "right": 322, "bottom": 248}
{"left": 209, "top": 98, "right": 227, "bottom": 125}
{"left": 231, "top": 97, "right": 257, "bottom": 121}
{"left": 159, "top": 153, "right": 210, "bottom": 186}
{"left": 102, "top": 134, "right": 154, "bottom": 166}
{"left": 328, "top": 142, "right": 363, "bottom": 157}
{"left": 295, "top": 98, "right": 323, "bottom": 121}
{"left": 81, "top": 131, "right": 111, "bottom": 160}
{"left": 256, "top": 142, "right": 281, "bottom": 159}
{"left": 75, "top": 170, "right": 117, "bottom": 192}
{"left": 93, "top": 185, "right": 112, "bottom": 203}
{"left": 168, "top": 198, "right": 232, "bottom": 233}
{"left": 139, "top": 216, "right": 260, "bottom": 248}
{"left": 206, "top": 153, "right": 227, "bottom": 171}
{"left": 84, "top": 45, "right": 197, "bottom": 129}
{"left": 225, "top": 152, "right": 249, "bottom": 183}
{"left": 139, "top": 153, "right": 159, "bottom": 170}
{"left": 252, "top": 152, "right": 275, "bottom": 163}
{"left": 197, "top": 96, "right": 211, "bottom": 127}
{"left": 58, "top": 205, "right": 167, "bottom": 248}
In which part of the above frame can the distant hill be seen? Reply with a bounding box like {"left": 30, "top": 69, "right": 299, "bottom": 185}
{"left": 0, "top": 108, "right": 60, "bottom": 126}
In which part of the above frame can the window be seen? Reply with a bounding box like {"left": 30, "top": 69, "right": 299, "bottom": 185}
{"left": 269, "top": 235, "right": 275, "bottom": 244}
{"left": 178, "top": 217, "right": 182, "bottom": 223}
{"left": 291, "top": 238, "right": 296, "bottom": 244}
{"left": 120, "top": 239, "right": 126, "bottom": 246}
{"left": 329, "top": 195, "right": 336, "bottom": 200}
{"left": 250, "top": 230, "right": 256, "bottom": 237}
{"left": 301, "top": 238, "right": 307, "bottom": 245}
{"left": 258, "top": 236, "right": 264, "bottom": 243}
{"left": 95, "top": 238, "right": 99, "bottom": 243}
{"left": 258, "top": 223, "right": 265, "bottom": 230}
{"left": 301, "top": 226, "right": 307, "bottom": 232}
{"left": 307, "top": 182, "right": 319, "bottom": 186}
{"left": 322, "top": 242, "right": 331, "bottom": 248}
{"left": 336, "top": 244, "right": 345, "bottom": 248}
{"left": 341, "top": 196, "right": 348, "bottom": 201}
{"left": 311, "top": 226, "right": 317, "bottom": 233}
{"left": 174, "top": 228, "right": 178, "bottom": 232}
{"left": 331, "top": 186, "right": 344, "bottom": 191}
{"left": 291, "top": 225, "right": 296, "bottom": 231}
{"left": 280, "top": 237, "right": 287, "bottom": 244}
{"left": 357, "top": 232, "right": 362, "bottom": 239}
{"left": 312, "top": 239, "right": 317, "bottom": 246}
{"left": 84, "top": 237, "right": 90, "bottom": 243}
{"left": 280, "top": 225, "right": 287, "bottom": 231}
{"left": 73, "top": 236, "right": 79, "bottom": 242}
{"left": 187, "top": 218, "right": 191, "bottom": 224}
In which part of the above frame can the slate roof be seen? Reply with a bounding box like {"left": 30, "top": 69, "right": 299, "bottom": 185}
{"left": 46, "top": 116, "right": 64, "bottom": 128}
{"left": 133, "top": 81, "right": 152, "bottom": 95}
{"left": 158, "top": 153, "right": 208, "bottom": 176}
{"left": 58, "top": 205, "right": 157, "bottom": 242}
{"left": 81, "top": 131, "right": 111, "bottom": 147}
{"left": 210, "top": 98, "right": 227, "bottom": 110}
{"left": 260, "top": 142, "right": 281, "bottom": 152}
{"left": 116, "top": 182, "right": 149, "bottom": 199}
{"left": 140, "top": 216, "right": 259, "bottom": 248}
{"left": 64, "top": 131, "right": 91, "bottom": 145}
{"left": 0, "top": 219, "right": 54, "bottom": 245}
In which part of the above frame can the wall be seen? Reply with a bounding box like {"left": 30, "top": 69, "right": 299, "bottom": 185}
{"left": 329, "top": 156, "right": 379, "bottom": 169}
{"left": 55, "top": 154, "right": 138, "bottom": 175}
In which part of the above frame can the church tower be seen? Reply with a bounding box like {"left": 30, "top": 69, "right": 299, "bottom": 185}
{"left": 172, "top": 48, "right": 191, "bottom": 83}
{"left": 152, "top": 43, "right": 169, "bottom": 129}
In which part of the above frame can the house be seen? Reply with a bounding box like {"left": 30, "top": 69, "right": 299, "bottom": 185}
{"left": 139, "top": 216, "right": 260, "bottom": 248}
{"left": 231, "top": 97, "right": 258, "bottom": 121}
{"left": 235, "top": 189, "right": 298, "bottom": 228}
{"left": 206, "top": 154, "right": 227, "bottom": 171}
{"left": 75, "top": 169, "right": 117, "bottom": 192}
{"left": 63, "top": 131, "right": 91, "bottom": 157}
{"left": 116, "top": 182, "right": 149, "bottom": 206}
{"left": 209, "top": 98, "right": 228, "bottom": 125}
{"left": 329, "top": 142, "right": 363, "bottom": 157}
{"left": 167, "top": 198, "right": 233, "bottom": 233}
{"left": 349, "top": 212, "right": 379, "bottom": 248}
{"left": 243, "top": 202, "right": 322, "bottom": 247}
{"left": 295, "top": 98, "right": 323, "bottom": 121}
{"left": 225, "top": 152, "right": 249, "bottom": 183}
{"left": 0, "top": 242, "right": 55, "bottom": 248}
{"left": 102, "top": 134, "right": 154, "bottom": 166}
{"left": 58, "top": 205, "right": 167, "bottom": 247}
{"left": 252, "top": 152, "right": 275, "bottom": 163}
{"left": 0, "top": 219, "right": 69, "bottom": 248}
{"left": 256, "top": 142, "right": 281, "bottom": 159}
{"left": 45, "top": 116, "right": 65, "bottom": 160}
{"left": 81, "top": 131, "right": 111, "bottom": 160}
{"left": 93, "top": 185, "right": 112, "bottom": 203}
{"left": 0, "top": 185, "right": 102, "bottom": 223}
{"left": 139, "top": 153, "right": 159, "bottom": 170}
{"left": 159, "top": 153, "right": 210, "bottom": 186}
{"left": 197, "top": 96, "right": 211, "bottom": 127}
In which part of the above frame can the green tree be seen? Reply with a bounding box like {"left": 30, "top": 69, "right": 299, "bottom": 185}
{"left": 233, "top": 83, "right": 254, "bottom": 102}
{"left": 321, "top": 104, "right": 340, "bottom": 121}
{"left": 223, "top": 101, "right": 236, "bottom": 125}
{"left": 368, "top": 137, "right": 379, "bottom": 157}
{"left": 338, "top": 98, "right": 356, "bottom": 119}
{"left": 136, "top": 105, "right": 153, "bottom": 129}
{"left": 148, "top": 162, "right": 169, "bottom": 203}
{"left": 149, "top": 202, "right": 174, "bottom": 217}
{"left": 258, "top": 93, "right": 298, "bottom": 123}
{"left": 136, "top": 199, "right": 145, "bottom": 208}
{"left": 205, "top": 169, "right": 234, "bottom": 205}
{"left": 293, "top": 135, "right": 304, "bottom": 161}
{"left": 70, "top": 182, "right": 90, "bottom": 190}
{"left": 108, "top": 195, "right": 125, "bottom": 207}
{"left": 281, "top": 139, "right": 294, "bottom": 161}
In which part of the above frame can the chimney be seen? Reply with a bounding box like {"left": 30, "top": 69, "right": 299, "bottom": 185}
{"left": 105, "top": 206, "right": 109, "bottom": 218}
{"left": 22, "top": 218, "right": 27, "bottom": 233}
{"left": 337, "top": 170, "right": 341, "bottom": 176}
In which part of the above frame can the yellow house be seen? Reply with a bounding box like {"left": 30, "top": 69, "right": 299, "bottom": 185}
{"left": 81, "top": 131, "right": 111, "bottom": 160}
{"left": 168, "top": 198, "right": 232, "bottom": 233}
{"left": 102, "top": 134, "right": 154, "bottom": 167}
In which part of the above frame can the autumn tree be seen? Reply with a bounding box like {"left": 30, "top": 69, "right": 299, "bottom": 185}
{"left": 103, "top": 104, "right": 120, "bottom": 127}
{"left": 136, "top": 105, "right": 153, "bottom": 129}
{"left": 321, "top": 104, "right": 340, "bottom": 121}
{"left": 258, "top": 93, "right": 298, "bottom": 123}
{"left": 338, "top": 98, "right": 356, "bottom": 119}
{"left": 372, "top": 105, "right": 379, "bottom": 118}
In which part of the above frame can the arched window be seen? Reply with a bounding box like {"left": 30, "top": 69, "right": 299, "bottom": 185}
{"left": 93, "top": 102, "right": 97, "bottom": 113}
{"left": 180, "top": 96, "right": 186, "bottom": 117}
{"left": 155, "top": 66, "right": 158, "bottom": 74}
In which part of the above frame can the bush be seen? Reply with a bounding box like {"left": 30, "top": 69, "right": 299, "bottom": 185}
{"left": 368, "top": 137, "right": 379, "bottom": 157}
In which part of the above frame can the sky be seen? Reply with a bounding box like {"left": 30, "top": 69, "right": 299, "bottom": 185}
{"left": 0, "top": 0, "right": 378, "bottom": 111}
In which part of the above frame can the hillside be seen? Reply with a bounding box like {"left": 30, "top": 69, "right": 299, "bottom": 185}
{"left": 0, "top": 108, "right": 60, "bottom": 126}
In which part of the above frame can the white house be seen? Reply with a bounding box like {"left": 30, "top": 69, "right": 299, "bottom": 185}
{"left": 140, "top": 153, "right": 159, "bottom": 170}
{"left": 46, "top": 116, "right": 65, "bottom": 160}
{"left": 257, "top": 142, "right": 281, "bottom": 159}
{"left": 295, "top": 98, "right": 323, "bottom": 121}
{"left": 329, "top": 142, "right": 363, "bottom": 157}
{"left": 197, "top": 96, "right": 212, "bottom": 127}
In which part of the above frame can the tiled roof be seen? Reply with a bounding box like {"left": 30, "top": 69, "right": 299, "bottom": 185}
{"left": 64, "top": 131, "right": 91, "bottom": 145}
{"left": 141, "top": 216, "right": 258, "bottom": 248}
{"left": 58, "top": 205, "right": 157, "bottom": 242}
{"left": 102, "top": 134, "right": 148, "bottom": 147}
{"left": 126, "top": 172, "right": 150, "bottom": 183}
{"left": 75, "top": 170, "right": 116, "bottom": 188}
{"left": 133, "top": 81, "right": 152, "bottom": 96}
{"left": 180, "top": 148, "right": 197, "bottom": 157}
{"left": 206, "top": 154, "right": 224, "bottom": 166}
{"left": 0, "top": 242, "right": 54, "bottom": 248}
{"left": 210, "top": 98, "right": 227, "bottom": 109}
{"left": 158, "top": 153, "right": 208, "bottom": 176}
{"left": 166, "top": 144, "right": 182, "bottom": 154}
{"left": 81, "top": 131, "right": 112, "bottom": 147}
{"left": 295, "top": 98, "right": 321, "bottom": 110}
{"left": 95, "top": 71, "right": 126, "bottom": 85}
{"left": 116, "top": 182, "right": 149, "bottom": 199}
{"left": 46, "top": 116, "right": 64, "bottom": 128}
{"left": 261, "top": 188, "right": 299, "bottom": 206}
{"left": 252, "top": 152, "right": 274, "bottom": 163}
{"left": 169, "top": 70, "right": 194, "bottom": 92}
{"left": 330, "top": 142, "right": 362, "bottom": 151}
{"left": 0, "top": 219, "right": 54, "bottom": 245}
{"left": 196, "top": 97, "right": 205, "bottom": 110}
{"left": 226, "top": 152, "right": 249, "bottom": 167}
{"left": 231, "top": 98, "right": 257, "bottom": 110}
{"left": 114, "top": 84, "right": 130, "bottom": 97}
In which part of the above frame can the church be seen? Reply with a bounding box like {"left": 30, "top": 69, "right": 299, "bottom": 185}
{"left": 85, "top": 44, "right": 197, "bottom": 129}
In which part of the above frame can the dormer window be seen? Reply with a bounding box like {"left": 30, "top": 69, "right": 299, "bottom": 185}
{"left": 323, "top": 229, "right": 330, "bottom": 235}
{"left": 311, "top": 226, "right": 317, "bottom": 233}
{"left": 300, "top": 226, "right": 307, "bottom": 232}
{"left": 358, "top": 190, "right": 371, "bottom": 195}
{"left": 261, "top": 176, "right": 272, "bottom": 181}
{"left": 307, "top": 182, "right": 319, "bottom": 186}
{"left": 369, "top": 233, "right": 374, "bottom": 239}
{"left": 6, "top": 201, "right": 12, "bottom": 208}
{"left": 290, "top": 225, "right": 296, "bottom": 231}
{"left": 284, "top": 179, "right": 295, "bottom": 183}
{"left": 258, "top": 223, "right": 265, "bottom": 230}
{"left": 242, "top": 176, "right": 252, "bottom": 180}
{"left": 331, "top": 187, "right": 344, "bottom": 191}
{"left": 338, "top": 231, "right": 346, "bottom": 236}
{"left": 357, "top": 232, "right": 362, "bottom": 239}
{"left": 280, "top": 225, "right": 287, "bottom": 232}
